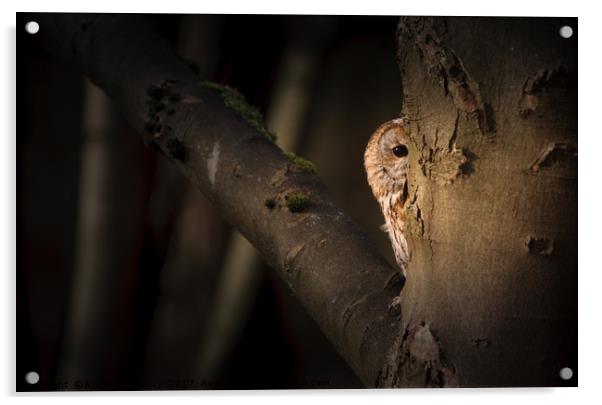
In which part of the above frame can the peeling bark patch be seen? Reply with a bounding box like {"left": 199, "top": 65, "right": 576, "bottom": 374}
{"left": 418, "top": 113, "right": 474, "bottom": 185}
{"left": 526, "top": 237, "right": 554, "bottom": 256}
{"left": 207, "top": 142, "right": 220, "bottom": 185}
{"left": 144, "top": 80, "right": 181, "bottom": 140}
{"left": 406, "top": 185, "right": 424, "bottom": 238}
{"left": 519, "top": 68, "right": 576, "bottom": 117}
{"left": 388, "top": 296, "right": 402, "bottom": 317}
{"left": 530, "top": 142, "right": 577, "bottom": 176}
{"left": 398, "top": 17, "right": 484, "bottom": 115}
{"left": 270, "top": 166, "right": 290, "bottom": 187}
{"left": 378, "top": 323, "right": 458, "bottom": 387}
{"left": 451, "top": 82, "right": 480, "bottom": 113}
{"left": 286, "top": 244, "right": 304, "bottom": 261}
{"left": 519, "top": 94, "right": 539, "bottom": 117}
{"left": 471, "top": 338, "right": 492, "bottom": 348}
{"left": 144, "top": 80, "right": 191, "bottom": 162}
{"left": 406, "top": 202, "right": 425, "bottom": 239}
{"left": 420, "top": 148, "right": 468, "bottom": 185}
{"left": 459, "top": 149, "right": 477, "bottom": 176}
{"left": 408, "top": 324, "right": 440, "bottom": 362}
{"left": 283, "top": 243, "right": 305, "bottom": 293}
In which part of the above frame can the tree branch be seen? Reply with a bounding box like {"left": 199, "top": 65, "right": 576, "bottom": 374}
{"left": 35, "top": 13, "right": 404, "bottom": 386}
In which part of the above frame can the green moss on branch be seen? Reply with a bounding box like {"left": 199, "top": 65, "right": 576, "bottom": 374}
{"left": 283, "top": 151, "right": 317, "bottom": 174}
{"left": 285, "top": 193, "right": 311, "bottom": 213}
{"left": 200, "top": 81, "right": 276, "bottom": 142}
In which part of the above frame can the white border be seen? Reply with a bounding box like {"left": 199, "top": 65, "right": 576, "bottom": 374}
{"left": 2, "top": 1, "right": 600, "bottom": 404}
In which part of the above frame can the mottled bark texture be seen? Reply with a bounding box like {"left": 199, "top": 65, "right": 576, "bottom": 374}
{"left": 379, "top": 17, "right": 577, "bottom": 387}
{"left": 34, "top": 13, "right": 403, "bottom": 387}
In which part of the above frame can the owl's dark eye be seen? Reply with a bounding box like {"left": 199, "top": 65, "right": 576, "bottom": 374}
{"left": 392, "top": 145, "right": 408, "bottom": 157}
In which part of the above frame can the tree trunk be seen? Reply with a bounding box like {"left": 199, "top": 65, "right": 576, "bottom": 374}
{"left": 380, "top": 17, "right": 577, "bottom": 387}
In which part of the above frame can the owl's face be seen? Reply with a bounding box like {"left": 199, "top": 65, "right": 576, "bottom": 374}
{"left": 364, "top": 119, "right": 410, "bottom": 198}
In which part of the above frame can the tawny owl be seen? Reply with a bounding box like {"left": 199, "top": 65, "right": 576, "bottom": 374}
{"left": 364, "top": 118, "right": 410, "bottom": 275}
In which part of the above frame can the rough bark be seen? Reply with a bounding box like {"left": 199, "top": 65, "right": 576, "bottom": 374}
{"left": 34, "top": 13, "right": 403, "bottom": 387}
{"left": 379, "top": 17, "right": 577, "bottom": 387}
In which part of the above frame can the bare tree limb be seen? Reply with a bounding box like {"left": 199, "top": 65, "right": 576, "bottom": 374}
{"left": 35, "top": 13, "right": 404, "bottom": 387}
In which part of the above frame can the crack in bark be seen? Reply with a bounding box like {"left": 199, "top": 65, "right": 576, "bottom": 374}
{"left": 415, "top": 109, "right": 473, "bottom": 185}
{"left": 519, "top": 67, "right": 576, "bottom": 117}
{"left": 398, "top": 17, "right": 483, "bottom": 115}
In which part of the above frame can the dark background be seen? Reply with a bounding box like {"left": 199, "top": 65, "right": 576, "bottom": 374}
{"left": 17, "top": 13, "right": 402, "bottom": 390}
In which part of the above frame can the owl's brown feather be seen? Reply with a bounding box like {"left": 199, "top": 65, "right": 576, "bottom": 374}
{"left": 364, "top": 119, "right": 410, "bottom": 274}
